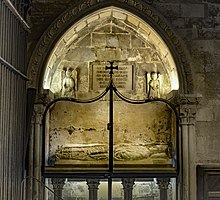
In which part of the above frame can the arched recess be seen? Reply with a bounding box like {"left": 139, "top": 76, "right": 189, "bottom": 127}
{"left": 27, "top": 0, "right": 194, "bottom": 95}
{"left": 26, "top": 2, "right": 197, "bottom": 199}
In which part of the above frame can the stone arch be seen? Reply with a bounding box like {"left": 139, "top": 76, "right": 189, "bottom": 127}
{"left": 27, "top": 0, "right": 194, "bottom": 95}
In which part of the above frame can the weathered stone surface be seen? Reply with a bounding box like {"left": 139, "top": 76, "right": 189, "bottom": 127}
{"left": 181, "top": 4, "right": 205, "bottom": 18}
{"left": 65, "top": 47, "right": 96, "bottom": 61}
{"left": 48, "top": 101, "right": 176, "bottom": 167}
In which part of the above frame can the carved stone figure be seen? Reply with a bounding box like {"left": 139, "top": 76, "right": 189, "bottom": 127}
{"left": 148, "top": 72, "right": 160, "bottom": 98}
{"left": 61, "top": 67, "right": 77, "bottom": 97}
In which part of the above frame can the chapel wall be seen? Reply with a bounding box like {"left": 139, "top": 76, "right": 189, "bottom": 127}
{"left": 28, "top": 0, "right": 220, "bottom": 185}
{"left": 152, "top": 1, "right": 220, "bottom": 165}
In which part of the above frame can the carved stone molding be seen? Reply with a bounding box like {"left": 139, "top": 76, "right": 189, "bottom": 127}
{"left": 27, "top": 0, "right": 194, "bottom": 95}
{"left": 179, "top": 94, "right": 202, "bottom": 106}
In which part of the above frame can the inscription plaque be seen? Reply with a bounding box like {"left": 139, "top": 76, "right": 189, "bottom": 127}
{"left": 92, "top": 65, "right": 133, "bottom": 91}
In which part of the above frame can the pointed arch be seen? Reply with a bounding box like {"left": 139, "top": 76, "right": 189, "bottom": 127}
{"left": 27, "top": 0, "right": 194, "bottom": 95}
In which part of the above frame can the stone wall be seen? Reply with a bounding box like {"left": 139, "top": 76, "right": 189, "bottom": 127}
{"left": 151, "top": 1, "right": 220, "bottom": 164}
{"left": 29, "top": 0, "right": 220, "bottom": 164}
{"left": 27, "top": 0, "right": 220, "bottom": 199}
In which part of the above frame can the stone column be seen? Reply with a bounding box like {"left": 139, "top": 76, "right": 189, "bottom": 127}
{"left": 87, "top": 179, "right": 100, "bottom": 200}
{"left": 156, "top": 178, "right": 170, "bottom": 200}
{"left": 121, "top": 178, "right": 135, "bottom": 200}
{"left": 52, "top": 178, "right": 65, "bottom": 200}
{"left": 179, "top": 94, "right": 201, "bottom": 200}
{"left": 33, "top": 104, "right": 44, "bottom": 200}
{"left": 26, "top": 116, "right": 35, "bottom": 200}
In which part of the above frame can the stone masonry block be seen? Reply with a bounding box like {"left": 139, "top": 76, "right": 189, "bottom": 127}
{"left": 96, "top": 48, "right": 122, "bottom": 61}
{"left": 75, "top": 21, "right": 87, "bottom": 33}
{"left": 196, "top": 105, "right": 214, "bottom": 122}
{"left": 106, "top": 34, "right": 119, "bottom": 47}
{"left": 99, "top": 10, "right": 112, "bottom": 18}
{"left": 113, "top": 10, "right": 127, "bottom": 20}
{"left": 87, "top": 15, "right": 99, "bottom": 24}
{"left": 127, "top": 15, "right": 139, "bottom": 27}
{"left": 65, "top": 47, "right": 96, "bottom": 62}
{"left": 118, "top": 34, "right": 131, "bottom": 48}
{"left": 181, "top": 4, "right": 205, "bottom": 18}
{"left": 63, "top": 28, "right": 76, "bottom": 43}
{"left": 92, "top": 33, "right": 106, "bottom": 47}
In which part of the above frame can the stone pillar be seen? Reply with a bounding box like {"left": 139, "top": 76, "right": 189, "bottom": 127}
{"left": 26, "top": 116, "right": 35, "bottom": 200}
{"left": 33, "top": 104, "right": 44, "bottom": 200}
{"left": 179, "top": 94, "right": 201, "bottom": 200}
{"left": 156, "top": 178, "right": 170, "bottom": 200}
{"left": 52, "top": 178, "right": 65, "bottom": 200}
{"left": 121, "top": 178, "right": 135, "bottom": 200}
{"left": 87, "top": 179, "right": 100, "bottom": 200}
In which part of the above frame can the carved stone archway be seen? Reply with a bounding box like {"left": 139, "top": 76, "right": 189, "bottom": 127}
{"left": 27, "top": 1, "right": 199, "bottom": 200}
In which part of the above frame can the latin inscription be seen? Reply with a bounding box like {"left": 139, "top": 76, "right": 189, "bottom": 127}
{"left": 92, "top": 65, "right": 133, "bottom": 91}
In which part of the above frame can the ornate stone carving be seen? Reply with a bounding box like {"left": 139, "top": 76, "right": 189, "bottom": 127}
{"left": 148, "top": 72, "right": 160, "bottom": 98}
{"left": 179, "top": 94, "right": 202, "bottom": 105}
{"left": 180, "top": 107, "right": 196, "bottom": 125}
{"left": 35, "top": 89, "right": 54, "bottom": 105}
{"left": 87, "top": 179, "right": 100, "bottom": 190}
{"left": 33, "top": 104, "right": 45, "bottom": 124}
{"left": 156, "top": 178, "right": 170, "bottom": 190}
{"left": 61, "top": 67, "right": 78, "bottom": 97}
{"left": 122, "top": 178, "right": 135, "bottom": 190}
{"left": 122, "top": 178, "right": 135, "bottom": 200}
{"left": 52, "top": 178, "right": 66, "bottom": 200}
{"left": 52, "top": 178, "right": 66, "bottom": 190}
{"left": 179, "top": 94, "right": 202, "bottom": 125}
{"left": 87, "top": 179, "right": 100, "bottom": 200}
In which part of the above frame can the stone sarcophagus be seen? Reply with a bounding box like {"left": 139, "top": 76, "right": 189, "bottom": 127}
{"left": 45, "top": 100, "right": 176, "bottom": 171}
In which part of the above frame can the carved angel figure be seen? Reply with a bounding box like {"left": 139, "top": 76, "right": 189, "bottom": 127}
{"left": 148, "top": 72, "right": 160, "bottom": 98}
{"left": 61, "top": 67, "right": 77, "bottom": 97}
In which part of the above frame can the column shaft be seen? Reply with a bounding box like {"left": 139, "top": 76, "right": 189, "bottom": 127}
{"left": 87, "top": 179, "right": 100, "bottom": 200}
{"left": 122, "top": 178, "right": 135, "bottom": 200}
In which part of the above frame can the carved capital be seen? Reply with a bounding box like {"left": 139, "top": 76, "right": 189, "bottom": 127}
{"left": 34, "top": 104, "right": 45, "bottom": 124}
{"left": 179, "top": 94, "right": 202, "bottom": 125}
{"left": 36, "top": 89, "right": 54, "bottom": 105}
{"left": 122, "top": 178, "right": 135, "bottom": 190}
{"left": 156, "top": 178, "right": 170, "bottom": 190}
{"left": 87, "top": 179, "right": 100, "bottom": 190}
{"left": 51, "top": 178, "right": 65, "bottom": 190}
{"left": 180, "top": 107, "right": 196, "bottom": 125}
